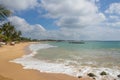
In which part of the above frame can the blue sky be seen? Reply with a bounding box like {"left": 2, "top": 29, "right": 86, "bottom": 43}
{"left": 14, "top": 0, "right": 118, "bottom": 30}
{"left": 1, "top": 0, "right": 120, "bottom": 40}
{"left": 15, "top": 9, "right": 59, "bottom": 30}
{"left": 99, "top": 0, "right": 120, "bottom": 10}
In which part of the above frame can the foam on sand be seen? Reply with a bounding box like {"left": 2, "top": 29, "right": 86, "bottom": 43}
{"left": 10, "top": 43, "right": 120, "bottom": 80}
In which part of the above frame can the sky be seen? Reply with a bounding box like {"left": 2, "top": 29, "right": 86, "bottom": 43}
{"left": 0, "top": 0, "right": 120, "bottom": 40}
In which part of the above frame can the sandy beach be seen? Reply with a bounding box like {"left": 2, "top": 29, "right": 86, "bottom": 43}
{"left": 0, "top": 42, "right": 92, "bottom": 80}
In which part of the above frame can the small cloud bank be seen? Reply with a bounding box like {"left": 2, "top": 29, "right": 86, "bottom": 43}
{"left": 41, "top": 0, "right": 106, "bottom": 28}
{"left": 105, "top": 3, "right": 120, "bottom": 15}
{"left": 8, "top": 16, "right": 47, "bottom": 39}
{"left": 0, "top": 0, "right": 38, "bottom": 11}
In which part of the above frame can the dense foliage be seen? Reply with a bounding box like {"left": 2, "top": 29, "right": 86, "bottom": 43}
{"left": 0, "top": 5, "right": 11, "bottom": 21}
{"left": 0, "top": 5, "right": 34, "bottom": 43}
{"left": 0, "top": 22, "right": 22, "bottom": 42}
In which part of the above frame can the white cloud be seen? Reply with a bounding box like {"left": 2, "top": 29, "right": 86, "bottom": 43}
{"left": 56, "top": 13, "right": 105, "bottom": 28}
{"left": 1, "top": 0, "right": 120, "bottom": 40}
{"left": 41, "top": 0, "right": 97, "bottom": 17}
{"left": 80, "top": 26, "right": 120, "bottom": 40}
{"left": 105, "top": 22, "right": 120, "bottom": 27}
{"left": 105, "top": 3, "right": 120, "bottom": 15}
{"left": 8, "top": 16, "right": 46, "bottom": 39}
{"left": 0, "top": 0, "right": 38, "bottom": 11}
{"left": 95, "top": 0, "right": 99, "bottom": 2}
{"left": 90, "top": 0, "right": 99, "bottom": 3}
{"left": 7, "top": 16, "right": 120, "bottom": 40}
{"left": 108, "top": 15, "right": 120, "bottom": 20}
{"left": 40, "top": 0, "right": 105, "bottom": 28}
{"left": 44, "top": 26, "right": 120, "bottom": 40}
{"left": 104, "top": 3, "right": 120, "bottom": 29}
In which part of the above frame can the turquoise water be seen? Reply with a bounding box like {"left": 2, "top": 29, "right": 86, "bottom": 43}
{"left": 50, "top": 41, "right": 120, "bottom": 49}
{"left": 13, "top": 41, "right": 120, "bottom": 79}
{"left": 34, "top": 41, "right": 120, "bottom": 68}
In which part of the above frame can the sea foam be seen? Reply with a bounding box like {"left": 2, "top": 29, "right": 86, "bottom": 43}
{"left": 10, "top": 43, "right": 120, "bottom": 80}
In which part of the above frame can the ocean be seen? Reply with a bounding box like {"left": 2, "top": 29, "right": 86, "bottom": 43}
{"left": 11, "top": 41, "right": 120, "bottom": 80}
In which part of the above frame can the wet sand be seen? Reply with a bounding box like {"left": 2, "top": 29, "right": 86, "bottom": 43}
{"left": 0, "top": 42, "right": 92, "bottom": 80}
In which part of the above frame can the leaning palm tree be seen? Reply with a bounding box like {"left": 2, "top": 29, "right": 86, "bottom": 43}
{"left": 0, "top": 5, "right": 11, "bottom": 42}
{"left": 0, "top": 26, "right": 4, "bottom": 42}
{"left": 1, "top": 22, "right": 22, "bottom": 42}
{"left": 0, "top": 5, "right": 11, "bottom": 21}
{"left": 2, "top": 22, "right": 14, "bottom": 41}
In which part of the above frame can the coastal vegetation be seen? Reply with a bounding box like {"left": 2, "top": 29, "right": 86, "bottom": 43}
{"left": 0, "top": 5, "right": 37, "bottom": 46}
{"left": 0, "top": 22, "right": 22, "bottom": 42}
{"left": 0, "top": 5, "right": 11, "bottom": 21}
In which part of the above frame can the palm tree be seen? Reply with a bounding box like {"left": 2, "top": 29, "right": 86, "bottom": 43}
{"left": 15, "top": 31, "right": 22, "bottom": 40}
{"left": 1, "top": 22, "right": 22, "bottom": 42}
{"left": 0, "top": 5, "right": 11, "bottom": 43}
{"left": 0, "top": 25, "right": 4, "bottom": 41}
{"left": 0, "top": 5, "right": 11, "bottom": 21}
{"left": 0, "top": 5, "right": 23, "bottom": 44}
{"left": 2, "top": 23, "right": 14, "bottom": 41}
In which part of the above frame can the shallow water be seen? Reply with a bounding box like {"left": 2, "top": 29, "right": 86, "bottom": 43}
{"left": 35, "top": 41, "right": 120, "bottom": 68}
{"left": 11, "top": 41, "right": 120, "bottom": 80}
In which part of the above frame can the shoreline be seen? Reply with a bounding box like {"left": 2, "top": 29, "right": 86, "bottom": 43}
{"left": 10, "top": 42, "right": 120, "bottom": 80}
{"left": 0, "top": 42, "right": 92, "bottom": 80}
